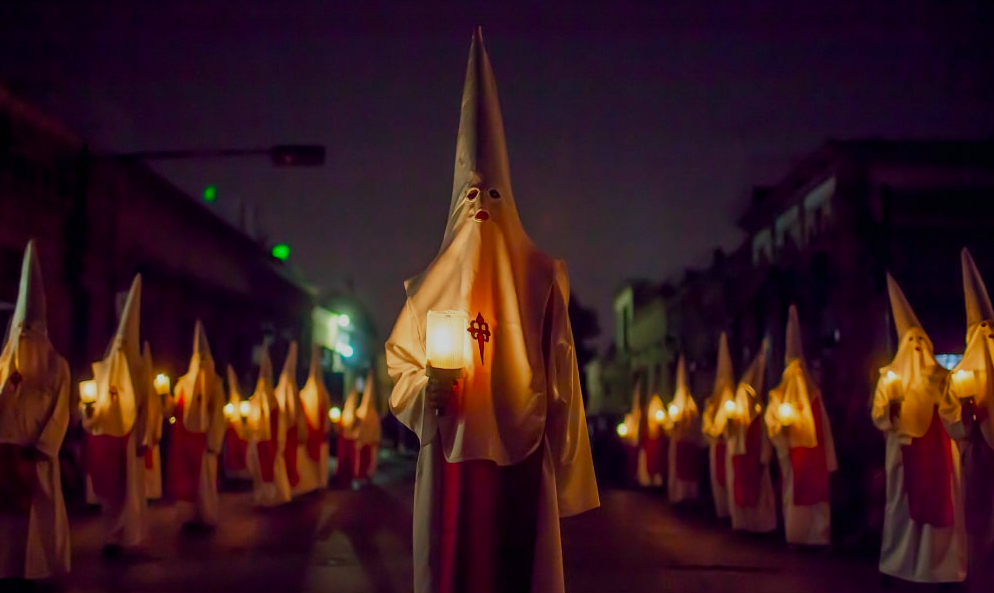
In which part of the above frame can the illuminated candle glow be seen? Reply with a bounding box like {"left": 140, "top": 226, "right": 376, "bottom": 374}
{"left": 239, "top": 400, "right": 251, "bottom": 418}
{"left": 79, "top": 380, "right": 97, "bottom": 404}
{"left": 778, "top": 402, "right": 796, "bottom": 425}
{"left": 668, "top": 403, "right": 680, "bottom": 419}
{"left": 616, "top": 422, "right": 629, "bottom": 438}
{"left": 329, "top": 406, "right": 342, "bottom": 423}
{"left": 153, "top": 373, "right": 171, "bottom": 395}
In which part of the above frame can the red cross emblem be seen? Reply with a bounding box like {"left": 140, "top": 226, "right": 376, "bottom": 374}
{"left": 467, "top": 312, "right": 491, "bottom": 364}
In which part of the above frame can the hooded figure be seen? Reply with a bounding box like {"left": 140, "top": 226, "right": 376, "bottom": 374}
{"left": 81, "top": 275, "right": 149, "bottom": 551}
{"left": 275, "top": 342, "right": 306, "bottom": 495}
{"left": 725, "top": 339, "right": 776, "bottom": 534}
{"left": 141, "top": 342, "right": 164, "bottom": 500}
{"left": 0, "top": 241, "right": 71, "bottom": 580}
{"left": 246, "top": 343, "right": 291, "bottom": 507}
{"left": 334, "top": 384, "right": 361, "bottom": 484}
{"left": 385, "top": 28, "right": 599, "bottom": 593}
{"left": 637, "top": 391, "right": 667, "bottom": 488}
{"left": 940, "top": 249, "right": 994, "bottom": 591}
{"left": 666, "top": 355, "right": 703, "bottom": 504}
{"left": 873, "top": 274, "right": 965, "bottom": 585}
{"left": 701, "top": 332, "right": 735, "bottom": 518}
{"left": 298, "top": 345, "right": 331, "bottom": 490}
{"left": 166, "top": 320, "right": 227, "bottom": 526}
{"left": 354, "top": 369, "right": 382, "bottom": 480}
{"left": 222, "top": 365, "right": 250, "bottom": 480}
{"left": 766, "top": 305, "right": 838, "bottom": 545}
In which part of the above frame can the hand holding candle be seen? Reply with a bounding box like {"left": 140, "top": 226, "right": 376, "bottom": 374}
{"left": 778, "top": 401, "right": 796, "bottom": 427}
{"left": 425, "top": 310, "right": 469, "bottom": 416}
{"left": 79, "top": 379, "right": 97, "bottom": 419}
{"left": 153, "top": 373, "right": 171, "bottom": 396}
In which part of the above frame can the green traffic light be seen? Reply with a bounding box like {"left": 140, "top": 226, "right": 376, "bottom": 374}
{"left": 203, "top": 185, "right": 218, "bottom": 202}
{"left": 271, "top": 243, "right": 290, "bottom": 261}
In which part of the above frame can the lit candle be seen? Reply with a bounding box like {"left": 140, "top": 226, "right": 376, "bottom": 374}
{"left": 952, "top": 369, "right": 973, "bottom": 399}
{"left": 223, "top": 402, "right": 235, "bottom": 419}
{"left": 654, "top": 409, "right": 665, "bottom": 423}
{"left": 723, "top": 399, "right": 736, "bottom": 414}
{"left": 668, "top": 403, "right": 680, "bottom": 419}
{"left": 778, "top": 402, "right": 796, "bottom": 426}
{"left": 425, "top": 310, "right": 469, "bottom": 416}
{"left": 616, "top": 422, "right": 629, "bottom": 438}
{"left": 884, "top": 370, "right": 902, "bottom": 401}
{"left": 328, "top": 406, "right": 342, "bottom": 423}
{"left": 79, "top": 380, "right": 97, "bottom": 404}
{"left": 239, "top": 400, "right": 251, "bottom": 419}
{"left": 153, "top": 373, "right": 171, "bottom": 396}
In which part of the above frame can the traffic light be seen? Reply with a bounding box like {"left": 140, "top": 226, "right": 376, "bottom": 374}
{"left": 271, "top": 243, "right": 290, "bottom": 261}
{"left": 269, "top": 145, "right": 325, "bottom": 167}
{"left": 203, "top": 185, "right": 218, "bottom": 202}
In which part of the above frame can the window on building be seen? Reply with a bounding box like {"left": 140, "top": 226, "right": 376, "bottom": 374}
{"left": 803, "top": 176, "right": 835, "bottom": 239}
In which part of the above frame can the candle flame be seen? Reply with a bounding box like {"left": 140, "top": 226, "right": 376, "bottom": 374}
{"left": 616, "top": 422, "right": 629, "bottom": 437}
{"left": 79, "top": 380, "right": 97, "bottom": 404}
{"left": 329, "top": 406, "right": 342, "bottom": 423}
{"left": 668, "top": 403, "right": 680, "bottom": 418}
{"left": 154, "top": 373, "right": 171, "bottom": 395}
{"left": 723, "top": 399, "right": 736, "bottom": 413}
{"left": 239, "top": 400, "right": 251, "bottom": 418}
{"left": 654, "top": 409, "right": 665, "bottom": 422}
{"left": 778, "top": 402, "right": 795, "bottom": 424}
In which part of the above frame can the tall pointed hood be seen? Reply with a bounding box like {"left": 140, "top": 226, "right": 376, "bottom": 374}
{"left": 248, "top": 342, "right": 276, "bottom": 441}
{"left": 356, "top": 368, "right": 382, "bottom": 445}
{"left": 393, "top": 27, "right": 557, "bottom": 466}
{"left": 109, "top": 274, "right": 142, "bottom": 369}
{"left": 962, "top": 248, "right": 994, "bottom": 341}
{"left": 227, "top": 365, "right": 243, "bottom": 402}
{"left": 257, "top": 344, "right": 273, "bottom": 386}
{"left": 300, "top": 344, "right": 330, "bottom": 430}
{"left": 671, "top": 354, "right": 699, "bottom": 420}
{"left": 8, "top": 240, "right": 47, "bottom": 341}
{"left": 713, "top": 332, "right": 735, "bottom": 395}
{"left": 784, "top": 304, "right": 805, "bottom": 366}
{"left": 887, "top": 273, "right": 922, "bottom": 340}
{"left": 0, "top": 240, "right": 68, "bottom": 449}
{"left": 193, "top": 319, "right": 213, "bottom": 362}
{"left": 175, "top": 320, "right": 222, "bottom": 433}
{"left": 276, "top": 341, "right": 300, "bottom": 421}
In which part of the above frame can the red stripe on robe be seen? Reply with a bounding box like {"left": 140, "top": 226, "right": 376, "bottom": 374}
{"left": 144, "top": 445, "right": 155, "bottom": 470}
{"left": 732, "top": 417, "right": 763, "bottom": 508}
{"left": 223, "top": 426, "right": 248, "bottom": 473}
{"left": 255, "top": 413, "right": 280, "bottom": 483}
{"left": 789, "top": 396, "right": 830, "bottom": 505}
{"left": 0, "top": 443, "right": 34, "bottom": 514}
{"left": 85, "top": 432, "right": 129, "bottom": 503}
{"left": 676, "top": 440, "right": 702, "bottom": 482}
{"left": 714, "top": 441, "right": 727, "bottom": 488}
{"left": 439, "top": 444, "right": 544, "bottom": 593}
{"left": 335, "top": 436, "right": 357, "bottom": 483}
{"left": 285, "top": 425, "right": 300, "bottom": 488}
{"left": 167, "top": 399, "right": 207, "bottom": 502}
{"left": 642, "top": 432, "right": 668, "bottom": 479}
{"left": 305, "top": 418, "right": 324, "bottom": 462}
{"left": 901, "top": 406, "right": 954, "bottom": 527}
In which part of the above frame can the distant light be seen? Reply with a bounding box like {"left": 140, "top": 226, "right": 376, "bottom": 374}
{"left": 336, "top": 343, "right": 354, "bottom": 358}
{"left": 338, "top": 314, "right": 350, "bottom": 328}
{"left": 203, "top": 185, "right": 218, "bottom": 202}
{"left": 329, "top": 406, "right": 342, "bottom": 422}
{"left": 936, "top": 354, "right": 963, "bottom": 371}
{"left": 616, "top": 422, "right": 629, "bottom": 438}
{"left": 271, "top": 243, "right": 290, "bottom": 261}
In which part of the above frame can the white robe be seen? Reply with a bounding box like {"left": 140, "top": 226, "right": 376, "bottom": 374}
{"left": 247, "top": 399, "right": 291, "bottom": 507}
{"left": 725, "top": 417, "right": 777, "bottom": 534}
{"left": 874, "top": 383, "right": 967, "bottom": 583}
{"left": 387, "top": 262, "right": 599, "bottom": 593}
{"left": 0, "top": 357, "right": 71, "bottom": 579}
{"left": 173, "top": 379, "right": 226, "bottom": 526}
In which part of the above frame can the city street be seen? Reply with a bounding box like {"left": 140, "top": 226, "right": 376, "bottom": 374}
{"left": 31, "top": 451, "right": 894, "bottom": 593}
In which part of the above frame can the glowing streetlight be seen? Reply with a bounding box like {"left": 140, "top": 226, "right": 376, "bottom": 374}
{"left": 328, "top": 406, "right": 342, "bottom": 423}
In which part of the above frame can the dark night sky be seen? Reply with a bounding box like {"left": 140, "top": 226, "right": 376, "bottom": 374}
{"left": 3, "top": 1, "right": 993, "bottom": 348}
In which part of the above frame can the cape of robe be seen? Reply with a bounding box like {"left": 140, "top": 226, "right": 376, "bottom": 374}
{"left": 726, "top": 414, "right": 777, "bottom": 533}
{"left": 387, "top": 262, "right": 599, "bottom": 593}
{"left": 873, "top": 380, "right": 967, "bottom": 583}
{"left": 0, "top": 354, "right": 71, "bottom": 579}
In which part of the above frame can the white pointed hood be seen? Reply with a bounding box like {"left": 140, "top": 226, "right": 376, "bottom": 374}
{"left": 355, "top": 369, "right": 382, "bottom": 446}
{"left": 341, "top": 384, "right": 359, "bottom": 439}
{"left": 142, "top": 340, "right": 163, "bottom": 445}
{"left": 702, "top": 332, "right": 735, "bottom": 438}
{"left": 0, "top": 240, "right": 68, "bottom": 448}
{"left": 88, "top": 274, "right": 142, "bottom": 437}
{"left": 880, "top": 273, "right": 943, "bottom": 438}
{"left": 395, "top": 27, "right": 557, "bottom": 465}
{"left": 275, "top": 341, "right": 299, "bottom": 422}
{"left": 227, "top": 364, "right": 243, "bottom": 404}
{"left": 175, "top": 320, "right": 223, "bottom": 433}
{"left": 951, "top": 250, "right": 994, "bottom": 448}
{"left": 734, "top": 338, "right": 769, "bottom": 425}
{"left": 962, "top": 248, "right": 994, "bottom": 342}
{"left": 249, "top": 343, "right": 275, "bottom": 441}
{"left": 768, "top": 306, "right": 820, "bottom": 448}
{"left": 670, "top": 354, "right": 699, "bottom": 423}
{"left": 299, "top": 345, "right": 330, "bottom": 431}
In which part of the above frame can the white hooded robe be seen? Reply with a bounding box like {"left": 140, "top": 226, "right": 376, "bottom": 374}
{"left": 667, "top": 355, "right": 703, "bottom": 504}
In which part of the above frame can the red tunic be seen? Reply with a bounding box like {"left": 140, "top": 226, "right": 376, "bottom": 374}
{"left": 641, "top": 432, "right": 668, "bottom": 480}
{"left": 676, "top": 440, "right": 701, "bottom": 482}
{"left": 167, "top": 399, "right": 207, "bottom": 502}
{"left": 335, "top": 435, "right": 357, "bottom": 483}
{"left": 284, "top": 425, "right": 300, "bottom": 488}
{"left": 439, "top": 444, "right": 543, "bottom": 593}
{"left": 901, "top": 406, "right": 954, "bottom": 527}
{"left": 223, "top": 426, "right": 248, "bottom": 473}
{"left": 732, "top": 417, "right": 763, "bottom": 508}
{"left": 714, "top": 441, "right": 727, "bottom": 488}
{"left": 255, "top": 413, "right": 280, "bottom": 483}
{"left": 85, "top": 432, "right": 129, "bottom": 503}
{"left": 789, "top": 396, "right": 830, "bottom": 505}
{"left": 305, "top": 418, "right": 324, "bottom": 462}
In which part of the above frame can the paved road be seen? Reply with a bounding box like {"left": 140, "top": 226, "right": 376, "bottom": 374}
{"left": 20, "top": 452, "right": 900, "bottom": 593}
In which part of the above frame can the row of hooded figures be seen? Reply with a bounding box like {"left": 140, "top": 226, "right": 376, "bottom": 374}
{"left": 0, "top": 240, "right": 382, "bottom": 581}
{"left": 619, "top": 247, "right": 994, "bottom": 589}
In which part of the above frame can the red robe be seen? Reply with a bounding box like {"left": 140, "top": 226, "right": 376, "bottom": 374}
{"left": 255, "top": 412, "right": 280, "bottom": 483}
{"left": 788, "top": 396, "right": 830, "bottom": 505}
{"left": 167, "top": 399, "right": 207, "bottom": 502}
{"left": 223, "top": 426, "right": 248, "bottom": 474}
{"left": 0, "top": 444, "right": 35, "bottom": 514}
{"left": 732, "top": 417, "right": 763, "bottom": 508}
{"left": 901, "top": 407, "right": 954, "bottom": 527}
{"left": 85, "top": 432, "right": 129, "bottom": 503}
